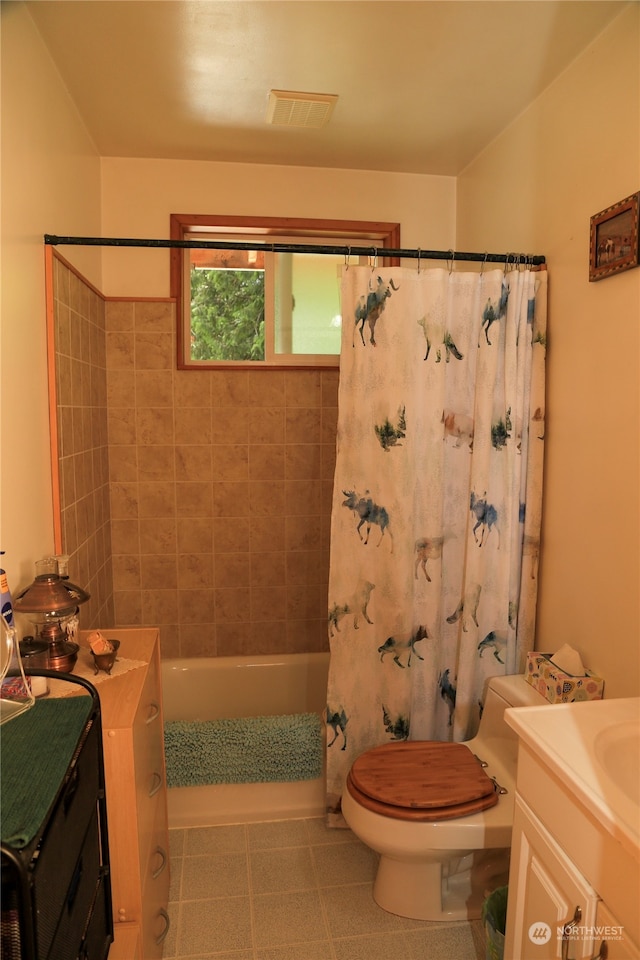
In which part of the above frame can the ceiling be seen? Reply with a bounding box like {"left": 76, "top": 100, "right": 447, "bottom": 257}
{"left": 26, "top": 0, "right": 627, "bottom": 176}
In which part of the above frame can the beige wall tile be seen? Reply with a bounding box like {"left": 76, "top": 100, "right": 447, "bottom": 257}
{"left": 175, "top": 407, "right": 212, "bottom": 444}
{"left": 211, "top": 370, "right": 249, "bottom": 406}
{"left": 251, "top": 586, "right": 287, "bottom": 622}
{"left": 249, "top": 517, "right": 285, "bottom": 553}
{"left": 110, "top": 518, "right": 140, "bottom": 554}
{"left": 176, "top": 445, "right": 212, "bottom": 481}
{"left": 214, "top": 444, "right": 249, "bottom": 481}
{"left": 174, "top": 369, "right": 212, "bottom": 406}
{"left": 211, "top": 407, "right": 249, "bottom": 443}
{"left": 214, "top": 587, "right": 251, "bottom": 622}
{"left": 140, "top": 517, "right": 177, "bottom": 554}
{"left": 214, "top": 552, "right": 248, "bottom": 589}
{"left": 249, "top": 444, "right": 284, "bottom": 481}
{"left": 250, "top": 553, "right": 286, "bottom": 588}
{"left": 106, "top": 330, "right": 135, "bottom": 369}
{"left": 138, "top": 481, "right": 176, "bottom": 517}
{"left": 134, "top": 301, "right": 174, "bottom": 332}
{"left": 285, "top": 371, "right": 321, "bottom": 407}
{"left": 178, "top": 517, "right": 214, "bottom": 553}
{"left": 177, "top": 554, "right": 213, "bottom": 589}
{"left": 179, "top": 588, "right": 215, "bottom": 623}
{"left": 141, "top": 554, "right": 178, "bottom": 589}
{"left": 249, "top": 481, "right": 285, "bottom": 517}
{"left": 107, "top": 370, "right": 136, "bottom": 407}
{"left": 213, "top": 517, "right": 250, "bottom": 553}
{"left": 137, "top": 407, "right": 174, "bottom": 445}
{"left": 138, "top": 446, "right": 175, "bottom": 481}
{"left": 106, "top": 301, "right": 135, "bottom": 331}
{"left": 175, "top": 481, "right": 212, "bottom": 517}
{"left": 142, "top": 588, "right": 179, "bottom": 624}
{"left": 136, "top": 370, "right": 174, "bottom": 406}
{"left": 179, "top": 622, "right": 216, "bottom": 657}
{"left": 248, "top": 407, "right": 285, "bottom": 443}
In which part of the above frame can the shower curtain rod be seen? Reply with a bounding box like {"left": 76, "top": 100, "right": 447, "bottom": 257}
{"left": 43, "top": 234, "right": 545, "bottom": 266}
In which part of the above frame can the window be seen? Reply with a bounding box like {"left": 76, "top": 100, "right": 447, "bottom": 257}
{"left": 170, "top": 215, "right": 400, "bottom": 369}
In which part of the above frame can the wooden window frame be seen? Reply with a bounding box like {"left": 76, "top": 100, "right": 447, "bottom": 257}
{"left": 170, "top": 214, "right": 401, "bottom": 370}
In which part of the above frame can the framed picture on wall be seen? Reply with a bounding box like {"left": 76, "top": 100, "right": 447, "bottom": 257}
{"left": 589, "top": 192, "right": 640, "bottom": 281}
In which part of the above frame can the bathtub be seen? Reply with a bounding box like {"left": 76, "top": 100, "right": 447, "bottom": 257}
{"left": 161, "top": 652, "right": 329, "bottom": 827}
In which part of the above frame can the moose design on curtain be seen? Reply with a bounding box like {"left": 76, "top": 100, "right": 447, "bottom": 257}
{"left": 325, "top": 264, "right": 547, "bottom": 825}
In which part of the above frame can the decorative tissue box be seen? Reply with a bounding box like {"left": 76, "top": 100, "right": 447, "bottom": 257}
{"left": 525, "top": 652, "right": 604, "bottom": 703}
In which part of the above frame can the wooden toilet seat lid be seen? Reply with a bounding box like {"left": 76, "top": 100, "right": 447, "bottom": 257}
{"left": 347, "top": 741, "right": 499, "bottom": 821}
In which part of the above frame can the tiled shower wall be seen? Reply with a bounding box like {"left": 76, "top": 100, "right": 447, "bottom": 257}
{"left": 105, "top": 298, "right": 338, "bottom": 658}
{"left": 53, "top": 255, "right": 338, "bottom": 658}
{"left": 53, "top": 255, "right": 114, "bottom": 629}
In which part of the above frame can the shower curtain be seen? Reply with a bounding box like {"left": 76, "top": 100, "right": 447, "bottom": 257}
{"left": 325, "top": 264, "right": 547, "bottom": 825}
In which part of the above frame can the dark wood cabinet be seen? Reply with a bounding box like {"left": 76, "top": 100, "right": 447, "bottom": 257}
{"left": 1, "top": 673, "right": 112, "bottom": 960}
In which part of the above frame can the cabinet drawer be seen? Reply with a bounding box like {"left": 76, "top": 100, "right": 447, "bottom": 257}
{"left": 141, "top": 799, "right": 171, "bottom": 960}
{"left": 133, "top": 655, "right": 166, "bottom": 872}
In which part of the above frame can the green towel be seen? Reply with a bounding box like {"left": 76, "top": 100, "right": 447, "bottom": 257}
{"left": 164, "top": 712, "right": 323, "bottom": 787}
{"left": 1, "top": 697, "right": 93, "bottom": 848}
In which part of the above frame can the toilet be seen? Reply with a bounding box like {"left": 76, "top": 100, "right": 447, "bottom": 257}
{"left": 341, "top": 674, "right": 548, "bottom": 921}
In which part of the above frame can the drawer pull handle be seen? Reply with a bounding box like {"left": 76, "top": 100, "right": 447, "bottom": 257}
{"left": 155, "top": 908, "right": 170, "bottom": 945}
{"left": 561, "top": 906, "right": 582, "bottom": 960}
{"left": 146, "top": 701, "right": 160, "bottom": 725}
{"left": 151, "top": 845, "right": 168, "bottom": 880}
{"left": 149, "top": 771, "right": 163, "bottom": 798}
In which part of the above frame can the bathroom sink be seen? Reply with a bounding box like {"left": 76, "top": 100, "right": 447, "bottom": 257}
{"left": 505, "top": 696, "right": 640, "bottom": 854}
{"left": 594, "top": 722, "right": 640, "bottom": 806}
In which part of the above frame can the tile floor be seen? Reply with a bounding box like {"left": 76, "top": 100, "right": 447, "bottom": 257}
{"left": 164, "top": 817, "right": 487, "bottom": 960}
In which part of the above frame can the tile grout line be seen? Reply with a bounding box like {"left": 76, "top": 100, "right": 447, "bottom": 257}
{"left": 305, "top": 819, "right": 340, "bottom": 960}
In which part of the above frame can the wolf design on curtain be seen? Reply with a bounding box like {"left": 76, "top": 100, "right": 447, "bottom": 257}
{"left": 326, "top": 265, "right": 547, "bottom": 825}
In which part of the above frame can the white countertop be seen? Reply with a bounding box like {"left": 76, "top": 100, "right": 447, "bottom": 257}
{"left": 505, "top": 696, "right": 640, "bottom": 858}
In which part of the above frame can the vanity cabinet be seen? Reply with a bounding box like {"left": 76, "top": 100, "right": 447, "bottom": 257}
{"left": 505, "top": 721, "right": 640, "bottom": 960}
{"left": 507, "top": 795, "right": 599, "bottom": 959}
{"left": 79, "top": 628, "right": 170, "bottom": 960}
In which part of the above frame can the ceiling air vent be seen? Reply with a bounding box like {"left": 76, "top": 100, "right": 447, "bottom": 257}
{"left": 266, "top": 90, "right": 338, "bottom": 128}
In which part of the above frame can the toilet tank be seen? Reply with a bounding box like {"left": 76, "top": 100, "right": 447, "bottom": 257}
{"left": 470, "top": 675, "right": 549, "bottom": 779}
{"left": 477, "top": 674, "right": 549, "bottom": 743}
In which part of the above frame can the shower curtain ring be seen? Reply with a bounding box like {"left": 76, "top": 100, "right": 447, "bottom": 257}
{"left": 448, "top": 250, "right": 455, "bottom": 275}
{"left": 416, "top": 247, "right": 421, "bottom": 274}
{"left": 480, "top": 252, "right": 488, "bottom": 276}
{"left": 345, "top": 247, "right": 351, "bottom": 270}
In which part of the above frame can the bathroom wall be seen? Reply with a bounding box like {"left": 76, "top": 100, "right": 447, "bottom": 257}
{"left": 104, "top": 297, "right": 338, "bottom": 658}
{"left": 1, "top": 3, "right": 102, "bottom": 597}
{"left": 456, "top": 4, "right": 640, "bottom": 699}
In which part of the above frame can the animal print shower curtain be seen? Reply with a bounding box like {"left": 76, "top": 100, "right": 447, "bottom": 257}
{"left": 325, "top": 264, "right": 547, "bottom": 825}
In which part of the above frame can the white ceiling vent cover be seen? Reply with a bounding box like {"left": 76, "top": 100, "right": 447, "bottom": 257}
{"left": 267, "top": 90, "right": 338, "bottom": 128}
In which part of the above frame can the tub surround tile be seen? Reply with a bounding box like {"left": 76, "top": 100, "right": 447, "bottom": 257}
{"left": 56, "top": 274, "right": 335, "bottom": 655}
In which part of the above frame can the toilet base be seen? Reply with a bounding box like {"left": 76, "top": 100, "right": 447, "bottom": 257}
{"left": 373, "top": 849, "right": 510, "bottom": 922}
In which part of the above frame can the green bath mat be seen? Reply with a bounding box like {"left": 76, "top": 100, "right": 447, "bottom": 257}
{"left": 164, "top": 712, "right": 323, "bottom": 787}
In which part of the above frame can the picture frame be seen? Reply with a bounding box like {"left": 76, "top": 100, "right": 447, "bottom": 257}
{"left": 589, "top": 192, "right": 639, "bottom": 281}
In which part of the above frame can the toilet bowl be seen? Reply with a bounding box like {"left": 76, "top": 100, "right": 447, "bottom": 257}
{"left": 341, "top": 674, "right": 548, "bottom": 921}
